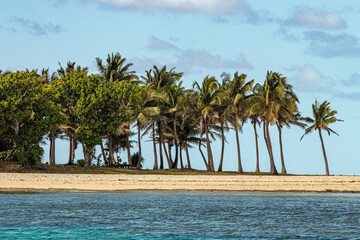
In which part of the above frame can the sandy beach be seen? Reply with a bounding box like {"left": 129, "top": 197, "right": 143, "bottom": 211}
{"left": 0, "top": 173, "right": 360, "bottom": 192}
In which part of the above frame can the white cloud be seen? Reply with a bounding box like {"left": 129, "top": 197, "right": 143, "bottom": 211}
{"left": 286, "top": 63, "right": 325, "bottom": 92}
{"left": 284, "top": 8, "right": 346, "bottom": 30}
{"left": 132, "top": 36, "right": 253, "bottom": 74}
{"left": 90, "top": 0, "right": 242, "bottom": 15}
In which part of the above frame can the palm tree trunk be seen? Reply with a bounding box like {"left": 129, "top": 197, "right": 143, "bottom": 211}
{"left": 185, "top": 141, "right": 192, "bottom": 169}
{"left": 136, "top": 120, "right": 142, "bottom": 169}
{"left": 158, "top": 122, "right": 164, "bottom": 169}
{"left": 277, "top": 123, "right": 286, "bottom": 174}
{"left": 100, "top": 138, "right": 107, "bottom": 166}
{"left": 68, "top": 135, "right": 75, "bottom": 165}
{"left": 319, "top": 129, "right": 330, "bottom": 176}
{"left": 82, "top": 143, "right": 91, "bottom": 168}
{"left": 168, "top": 143, "right": 173, "bottom": 164}
{"left": 171, "top": 113, "right": 179, "bottom": 169}
{"left": 179, "top": 144, "right": 184, "bottom": 169}
{"left": 204, "top": 118, "right": 214, "bottom": 171}
{"left": 49, "top": 131, "right": 55, "bottom": 166}
{"left": 108, "top": 135, "right": 115, "bottom": 166}
{"left": 152, "top": 123, "right": 158, "bottom": 169}
{"left": 253, "top": 122, "right": 260, "bottom": 172}
{"left": 235, "top": 124, "right": 244, "bottom": 174}
{"left": 126, "top": 134, "right": 132, "bottom": 166}
{"left": 218, "top": 120, "right": 225, "bottom": 172}
{"left": 163, "top": 141, "right": 172, "bottom": 168}
{"left": 265, "top": 121, "right": 278, "bottom": 175}
{"left": 199, "top": 137, "right": 209, "bottom": 170}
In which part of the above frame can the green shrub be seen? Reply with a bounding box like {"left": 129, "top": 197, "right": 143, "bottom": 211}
{"left": 77, "top": 159, "right": 85, "bottom": 167}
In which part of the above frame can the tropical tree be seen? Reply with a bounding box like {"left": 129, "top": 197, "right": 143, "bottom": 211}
{"left": 141, "top": 65, "right": 183, "bottom": 169}
{"left": 96, "top": 53, "right": 138, "bottom": 165}
{"left": 301, "top": 100, "right": 342, "bottom": 176}
{"left": 55, "top": 61, "right": 88, "bottom": 165}
{"left": 222, "top": 72, "right": 254, "bottom": 173}
{"left": 96, "top": 52, "right": 138, "bottom": 82}
{"left": 193, "top": 76, "right": 221, "bottom": 171}
{"left": 249, "top": 71, "right": 294, "bottom": 175}
{"left": 0, "top": 70, "right": 60, "bottom": 164}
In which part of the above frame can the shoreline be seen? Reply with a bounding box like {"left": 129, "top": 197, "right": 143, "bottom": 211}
{"left": 1, "top": 173, "right": 360, "bottom": 193}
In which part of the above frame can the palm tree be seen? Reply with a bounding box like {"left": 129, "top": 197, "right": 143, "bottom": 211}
{"left": 96, "top": 53, "right": 138, "bottom": 165}
{"left": 141, "top": 65, "right": 183, "bottom": 169}
{"left": 249, "top": 71, "right": 293, "bottom": 175}
{"left": 193, "top": 76, "right": 221, "bottom": 171}
{"left": 223, "top": 72, "right": 254, "bottom": 173}
{"left": 301, "top": 100, "right": 343, "bottom": 176}
{"left": 96, "top": 52, "right": 138, "bottom": 82}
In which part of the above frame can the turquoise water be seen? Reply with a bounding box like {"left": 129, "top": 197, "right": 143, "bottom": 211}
{"left": 1, "top": 191, "right": 360, "bottom": 239}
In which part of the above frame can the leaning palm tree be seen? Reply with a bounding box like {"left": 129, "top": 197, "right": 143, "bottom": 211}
{"left": 301, "top": 100, "right": 343, "bottom": 176}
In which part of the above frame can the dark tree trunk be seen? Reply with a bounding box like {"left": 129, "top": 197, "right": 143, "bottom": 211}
{"left": 136, "top": 120, "right": 142, "bottom": 169}
{"left": 152, "top": 123, "right": 158, "bottom": 169}
{"left": 168, "top": 143, "right": 173, "bottom": 164}
{"left": 218, "top": 120, "right": 225, "bottom": 172}
{"left": 158, "top": 122, "right": 164, "bottom": 169}
{"left": 108, "top": 135, "right": 115, "bottom": 166}
{"left": 265, "top": 121, "right": 278, "bottom": 175}
{"left": 319, "top": 129, "right": 330, "bottom": 176}
{"left": 185, "top": 141, "right": 192, "bottom": 169}
{"left": 68, "top": 135, "right": 75, "bottom": 165}
{"left": 171, "top": 113, "right": 179, "bottom": 169}
{"left": 199, "top": 137, "right": 209, "bottom": 170}
{"left": 100, "top": 138, "right": 108, "bottom": 166}
{"left": 204, "top": 118, "right": 214, "bottom": 171}
{"left": 235, "top": 124, "right": 244, "bottom": 174}
{"left": 49, "top": 131, "right": 56, "bottom": 166}
{"left": 179, "top": 144, "right": 184, "bottom": 169}
{"left": 126, "top": 134, "right": 132, "bottom": 166}
{"left": 163, "top": 141, "right": 172, "bottom": 168}
{"left": 253, "top": 122, "right": 260, "bottom": 172}
{"left": 277, "top": 123, "right": 286, "bottom": 174}
{"left": 82, "top": 143, "right": 91, "bottom": 168}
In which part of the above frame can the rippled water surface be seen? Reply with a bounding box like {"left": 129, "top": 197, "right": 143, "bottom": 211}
{"left": 1, "top": 191, "right": 360, "bottom": 239}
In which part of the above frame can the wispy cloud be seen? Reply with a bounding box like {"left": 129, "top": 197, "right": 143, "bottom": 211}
{"left": 342, "top": 73, "right": 360, "bottom": 87}
{"left": 89, "top": 0, "right": 241, "bottom": 15}
{"left": 87, "top": 0, "right": 265, "bottom": 24}
{"left": 286, "top": 63, "right": 326, "bottom": 93}
{"left": 287, "top": 64, "right": 360, "bottom": 101}
{"left": 283, "top": 7, "right": 346, "bottom": 30}
{"left": 144, "top": 36, "right": 253, "bottom": 73}
{"left": 304, "top": 31, "right": 360, "bottom": 58}
{"left": 0, "top": 24, "right": 16, "bottom": 33}
{"left": 275, "top": 28, "right": 301, "bottom": 41}
{"left": 9, "top": 17, "right": 62, "bottom": 36}
{"left": 147, "top": 36, "right": 179, "bottom": 51}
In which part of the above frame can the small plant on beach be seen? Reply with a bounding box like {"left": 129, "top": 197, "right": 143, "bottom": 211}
{"left": 301, "top": 100, "right": 343, "bottom": 176}
{"left": 77, "top": 159, "right": 85, "bottom": 167}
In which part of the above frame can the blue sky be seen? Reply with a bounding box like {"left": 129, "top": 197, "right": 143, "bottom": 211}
{"left": 1, "top": 0, "right": 359, "bottom": 174}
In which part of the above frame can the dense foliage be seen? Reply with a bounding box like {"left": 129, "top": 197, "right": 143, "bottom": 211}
{"left": 0, "top": 53, "right": 342, "bottom": 175}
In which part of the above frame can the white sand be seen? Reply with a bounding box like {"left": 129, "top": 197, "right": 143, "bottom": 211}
{"left": 1, "top": 173, "right": 360, "bottom": 192}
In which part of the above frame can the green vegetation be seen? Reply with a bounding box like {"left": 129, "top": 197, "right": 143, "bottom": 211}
{"left": 0, "top": 52, "right": 342, "bottom": 175}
